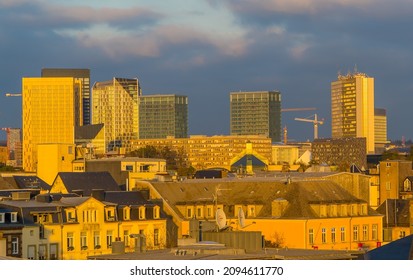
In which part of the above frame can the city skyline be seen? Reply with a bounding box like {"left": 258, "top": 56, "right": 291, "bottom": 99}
{"left": 1, "top": 0, "right": 413, "bottom": 142}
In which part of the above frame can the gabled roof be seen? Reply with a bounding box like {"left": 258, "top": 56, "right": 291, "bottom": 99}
{"left": 54, "top": 172, "right": 120, "bottom": 195}
{"left": 13, "top": 176, "right": 51, "bottom": 190}
{"left": 147, "top": 180, "right": 377, "bottom": 220}
{"left": 375, "top": 199, "right": 410, "bottom": 227}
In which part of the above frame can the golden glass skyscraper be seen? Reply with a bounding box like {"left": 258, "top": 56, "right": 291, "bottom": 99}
{"left": 331, "top": 71, "right": 375, "bottom": 154}
{"left": 92, "top": 78, "right": 141, "bottom": 152}
{"left": 22, "top": 77, "right": 82, "bottom": 171}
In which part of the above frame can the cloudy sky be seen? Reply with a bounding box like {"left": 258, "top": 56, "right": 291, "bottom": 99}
{"left": 1, "top": 0, "right": 413, "bottom": 142}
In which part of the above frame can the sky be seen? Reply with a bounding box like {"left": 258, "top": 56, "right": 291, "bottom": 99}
{"left": 1, "top": 0, "right": 413, "bottom": 142}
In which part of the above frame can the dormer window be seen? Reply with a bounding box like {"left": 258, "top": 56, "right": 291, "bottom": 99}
{"left": 139, "top": 206, "right": 146, "bottom": 220}
{"left": 106, "top": 208, "right": 115, "bottom": 221}
{"left": 123, "top": 207, "right": 130, "bottom": 220}
{"left": 153, "top": 206, "right": 160, "bottom": 219}
{"left": 67, "top": 210, "right": 76, "bottom": 222}
{"left": 247, "top": 205, "right": 256, "bottom": 218}
{"left": 0, "top": 213, "right": 4, "bottom": 223}
{"left": 11, "top": 212, "right": 18, "bottom": 223}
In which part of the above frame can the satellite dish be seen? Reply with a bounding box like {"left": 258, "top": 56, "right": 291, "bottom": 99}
{"left": 216, "top": 208, "right": 227, "bottom": 230}
{"left": 238, "top": 208, "right": 246, "bottom": 228}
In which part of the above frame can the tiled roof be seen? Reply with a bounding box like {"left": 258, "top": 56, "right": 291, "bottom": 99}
{"left": 149, "top": 180, "right": 376, "bottom": 220}
{"left": 13, "top": 176, "right": 51, "bottom": 190}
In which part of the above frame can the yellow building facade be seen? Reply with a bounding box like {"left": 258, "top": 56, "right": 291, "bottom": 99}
{"left": 37, "top": 144, "right": 76, "bottom": 186}
{"left": 22, "top": 77, "right": 82, "bottom": 172}
{"left": 132, "top": 135, "right": 272, "bottom": 170}
{"left": 138, "top": 180, "right": 383, "bottom": 251}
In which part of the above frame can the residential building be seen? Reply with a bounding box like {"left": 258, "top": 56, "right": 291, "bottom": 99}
{"left": 131, "top": 135, "right": 272, "bottom": 170}
{"left": 71, "top": 157, "right": 167, "bottom": 186}
{"left": 271, "top": 144, "right": 300, "bottom": 165}
{"left": 331, "top": 71, "right": 375, "bottom": 154}
{"left": 311, "top": 137, "right": 367, "bottom": 171}
{"left": 0, "top": 191, "right": 169, "bottom": 259}
{"left": 374, "top": 108, "right": 389, "bottom": 153}
{"left": 379, "top": 160, "right": 413, "bottom": 205}
{"left": 92, "top": 78, "right": 141, "bottom": 153}
{"left": 136, "top": 179, "right": 383, "bottom": 251}
{"left": 22, "top": 77, "right": 82, "bottom": 172}
{"left": 376, "top": 199, "right": 412, "bottom": 242}
{"left": 230, "top": 91, "right": 281, "bottom": 143}
{"left": 139, "top": 94, "right": 188, "bottom": 139}
{"left": 41, "top": 68, "right": 91, "bottom": 125}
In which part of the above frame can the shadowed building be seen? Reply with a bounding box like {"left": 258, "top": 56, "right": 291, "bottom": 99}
{"left": 230, "top": 91, "right": 281, "bottom": 143}
{"left": 138, "top": 94, "right": 188, "bottom": 139}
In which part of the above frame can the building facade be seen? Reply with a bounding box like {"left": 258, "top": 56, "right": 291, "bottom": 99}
{"left": 22, "top": 77, "right": 81, "bottom": 172}
{"left": 41, "top": 68, "right": 91, "bottom": 125}
{"left": 230, "top": 91, "right": 281, "bottom": 143}
{"left": 374, "top": 108, "right": 388, "bottom": 153}
{"left": 331, "top": 72, "right": 375, "bottom": 154}
{"left": 379, "top": 160, "right": 413, "bottom": 205}
{"left": 311, "top": 137, "right": 367, "bottom": 171}
{"left": 131, "top": 135, "right": 272, "bottom": 170}
{"left": 92, "top": 78, "right": 141, "bottom": 153}
{"left": 138, "top": 94, "right": 188, "bottom": 139}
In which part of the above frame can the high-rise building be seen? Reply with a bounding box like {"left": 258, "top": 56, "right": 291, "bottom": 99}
{"left": 138, "top": 94, "right": 188, "bottom": 139}
{"left": 92, "top": 78, "right": 141, "bottom": 152}
{"left": 374, "top": 108, "right": 388, "bottom": 153}
{"left": 331, "top": 71, "right": 375, "bottom": 154}
{"left": 230, "top": 91, "right": 281, "bottom": 143}
{"left": 22, "top": 77, "right": 82, "bottom": 172}
{"left": 41, "top": 68, "right": 91, "bottom": 125}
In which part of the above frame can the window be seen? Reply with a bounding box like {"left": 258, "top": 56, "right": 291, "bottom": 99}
{"left": 385, "top": 182, "right": 391, "bottom": 191}
{"left": 186, "top": 207, "right": 193, "bottom": 219}
{"left": 123, "top": 208, "right": 130, "bottom": 220}
{"left": 341, "top": 227, "right": 346, "bottom": 242}
{"left": 125, "top": 165, "right": 133, "bottom": 171}
{"left": 80, "top": 232, "right": 88, "bottom": 250}
{"left": 154, "top": 229, "right": 159, "bottom": 246}
{"left": 139, "top": 207, "right": 146, "bottom": 220}
{"left": 248, "top": 206, "right": 256, "bottom": 217}
{"left": 386, "top": 162, "right": 391, "bottom": 167}
{"left": 124, "top": 230, "right": 130, "bottom": 247}
{"left": 11, "top": 212, "right": 17, "bottom": 223}
{"left": 94, "top": 231, "right": 101, "bottom": 249}
{"left": 362, "top": 225, "right": 368, "bottom": 241}
{"left": 67, "top": 232, "right": 74, "bottom": 251}
{"left": 106, "top": 230, "right": 113, "bottom": 248}
{"left": 153, "top": 206, "right": 160, "bottom": 219}
{"left": 12, "top": 237, "right": 19, "bottom": 255}
{"left": 27, "top": 245, "right": 36, "bottom": 260}
{"left": 39, "top": 244, "right": 47, "bottom": 260}
{"left": 50, "top": 244, "right": 58, "bottom": 260}
{"left": 67, "top": 210, "right": 76, "bottom": 222}
{"left": 372, "top": 224, "right": 378, "bottom": 240}
{"left": 207, "top": 206, "right": 213, "bottom": 218}
{"left": 321, "top": 228, "right": 327, "bottom": 243}
{"left": 106, "top": 209, "right": 115, "bottom": 221}
{"left": 331, "top": 228, "right": 336, "bottom": 243}
{"left": 196, "top": 207, "right": 203, "bottom": 218}
{"left": 353, "top": 226, "right": 359, "bottom": 241}
{"left": 0, "top": 213, "right": 4, "bottom": 223}
{"left": 320, "top": 205, "right": 327, "bottom": 217}
{"left": 309, "top": 229, "right": 314, "bottom": 245}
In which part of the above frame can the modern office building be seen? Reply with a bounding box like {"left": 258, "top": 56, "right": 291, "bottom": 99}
{"left": 138, "top": 94, "right": 188, "bottom": 139}
{"left": 230, "top": 91, "right": 281, "bottom": 143}
{"left": 22, "top": 77, "right": 82, "bottom": 172}
{"left": 331, "top": 71, "right": 375, "bottom": 154}
{"left": 374, "top": 108, "right": 389, "bottom": 153}
{"left": 41, "top": 68, "right": 91, "bottom": 125}
{"left": 92, "top": 78, "right": 141, "bottom": 153}
{"left": 131, "top": 134, "right": 272, "bottom": 170}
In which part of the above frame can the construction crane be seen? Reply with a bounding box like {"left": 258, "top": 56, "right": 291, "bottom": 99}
{"left": 5, "top": 93, "right": 22, "bottom": 97}
{"left": 281, "top": 107, "right": 316, "bottom": 112}
{"left": 294, "top": 114, "right": 324, "bottom": 140}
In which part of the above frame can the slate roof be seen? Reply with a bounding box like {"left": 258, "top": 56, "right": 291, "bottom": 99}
{"left": 13, "top": 176, "right": 51, "bottom": 191}
{"left": 103, "top": 191, "right": 151, "bottom": 206}
{"left": 364, "top": 234, "right": 413, "bottom": 260}
{"left": 75, "top": 124, "right": 104, "bottom": 140}
{"left": 149, "top": 180, "right": 377, "bottom": 220}
{"left": 55, "top": 172, "right": 120, "bottom": 195}
{"left": 375, "top": 199, "right": 410, "bottom": 227}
